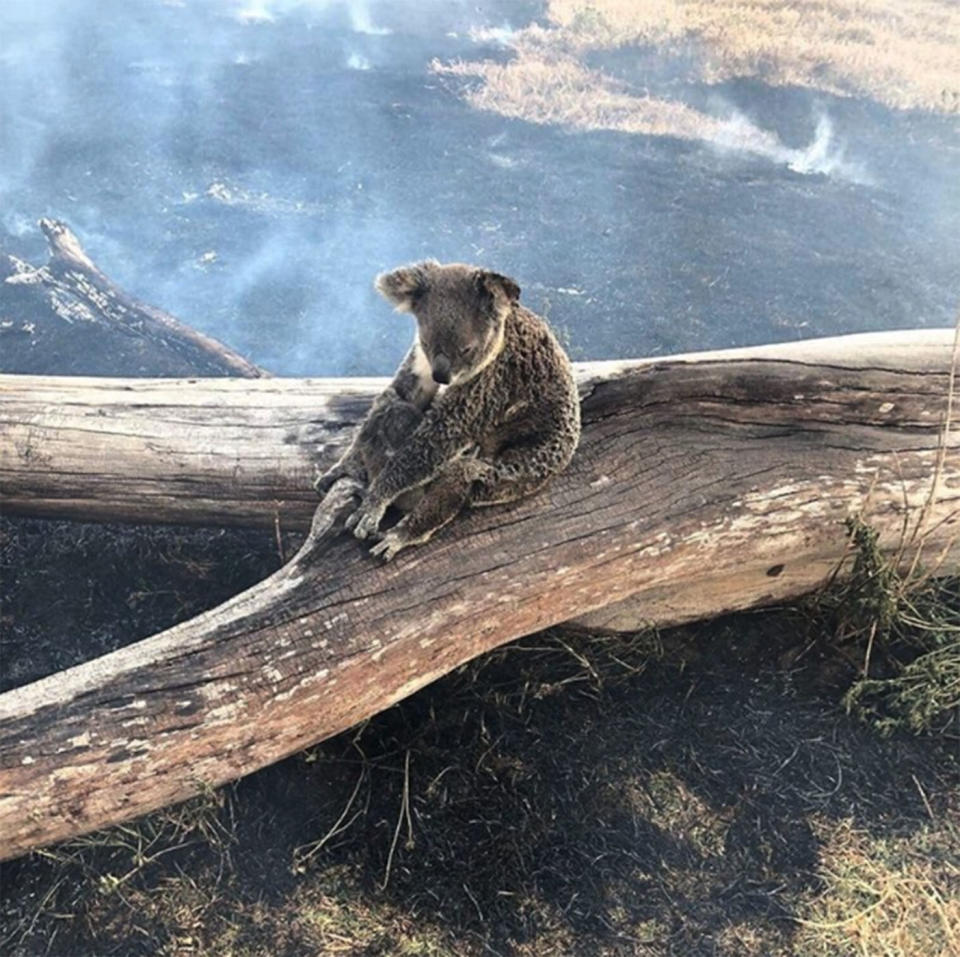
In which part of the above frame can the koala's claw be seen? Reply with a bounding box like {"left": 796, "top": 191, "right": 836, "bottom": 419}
{"left": 352, "top": 513, "right": 380, "bottom": 540}
{"left": 348, "top": 506, "right": 384, "bottom": 541}
{"left": 369, "top": 530, "right": 406, "bottom": 561}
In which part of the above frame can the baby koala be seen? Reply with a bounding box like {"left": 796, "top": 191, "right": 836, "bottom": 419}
{"left": 316, "top": 260, "right": 581, "bottom": 560}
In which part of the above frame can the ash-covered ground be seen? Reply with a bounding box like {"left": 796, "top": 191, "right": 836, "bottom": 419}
{"left": 2, "top": 0, "right": 958, "bottom": 377}
{"left": 3, "top": 507, "right": 959, "bottom": 955}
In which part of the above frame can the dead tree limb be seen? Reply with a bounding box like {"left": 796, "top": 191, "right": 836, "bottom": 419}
{"left": 1, "top": 219, "right": 266, "bottom": 378}
{"left": 1, "top": 330, "right": 955, "bottom": 531}
{"left": 0, "top": 328, "right": 958, "bottom": 860}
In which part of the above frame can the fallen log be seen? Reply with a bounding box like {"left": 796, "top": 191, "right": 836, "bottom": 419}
{"left": 1, "top": 219, "right": 266, "bottom": 378}
{"left": 0, "top": 328, "right": 958, "bottom": 860}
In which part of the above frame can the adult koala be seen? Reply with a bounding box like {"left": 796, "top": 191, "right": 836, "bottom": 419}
{"left": 315, "top": 260, "right": 581, "bottom": 560}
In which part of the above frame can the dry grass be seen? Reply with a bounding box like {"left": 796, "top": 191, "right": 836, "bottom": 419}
{"left": 553, "top": 0, "right": 958, "bottom": 112}
{"left": 794, "top": 815, "right": 960, "bottom": 956}
{"left": 434, "top": 0, "right": 959, "bottom": 151}
{"left": 90, "top": 865, "right": 456, "bottom": 956}
{"left": 625, "top": 770, "right": 730, "bottom": 858}
{"left": 435, "top": 54, "right": 787, "bottom": 151}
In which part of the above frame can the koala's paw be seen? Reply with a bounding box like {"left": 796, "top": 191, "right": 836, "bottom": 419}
{"left": 369, "top": 528, "right": 408, "bottom": 562}
{"left": 313, "top": 466, "right": 343, "bottom": 498}
{"left": 346, "top": 501, "right": 386, "bottom": 540}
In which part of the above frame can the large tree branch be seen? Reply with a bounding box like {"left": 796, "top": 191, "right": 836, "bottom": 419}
{"left": 2, "top": 219, "right": 267, "bottom": 378}
{"left": 0, "top": 329, "right": 957, "bottom": 860}
{"left": 1, "top": 330, "right": 954, "bottom": 529}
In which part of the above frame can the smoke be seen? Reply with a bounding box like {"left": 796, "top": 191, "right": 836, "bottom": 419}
{"left": 785, "top": 115, "right": 866, "bottom": 181}
{"left": 2, "top": 211, "right": 36, "bottom": 238}
{"left": 234, "top": 1, "right": 275, "bottom": 23}
{"left": 0, "top": 0, "right": 443, "bottom": 375}
{"left": 347, "top": 52, "right": 372, "bottom": 71}
{"left": 469, "top": 24, "right": 517, "bottom": 47}
{"left": 346, "top": 1, "right": 391, "bottom": 36}
{"left": 1, "top": 0, "right": 956, "bottom": 377}
{"left": 710, "top": 110, "right": 872, "bottom": 185}
{"left": 0, "top": 2, "right": 71, "bottom": 207}
{"left": 434, "top": 49, "right": 875, "bottom": 187}
{"left": 232, "top": 0, "right": 389, "bottom": 32}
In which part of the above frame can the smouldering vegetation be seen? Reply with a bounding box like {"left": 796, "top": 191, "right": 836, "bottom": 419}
{"left": 434, "top": 55, "right": 792, "bottom": 154}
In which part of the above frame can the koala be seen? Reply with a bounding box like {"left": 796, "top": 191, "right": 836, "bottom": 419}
{"left": 314, "top": 380, "right": 426, "bottom": 504}
{"left": 316, "top": 259, "right": 581, "bottom": 560}
{"left": 313, "top": 310, "right": 440, "bottom": 515}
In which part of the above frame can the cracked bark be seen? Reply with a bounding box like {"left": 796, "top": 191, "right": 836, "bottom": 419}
{"left": 0, "top": 328, "right": 958, "bottom": 860}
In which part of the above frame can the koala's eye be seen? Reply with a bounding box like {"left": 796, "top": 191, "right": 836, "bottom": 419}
{"left": 458, "top": 345, "right": 474, "bottom": 359}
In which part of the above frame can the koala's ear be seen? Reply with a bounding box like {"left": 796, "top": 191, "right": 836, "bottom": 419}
{"left": 375, "top": 260, "right": 436, "bottom": 312}
{"left": 477, "top": 270, "right": 521, "bottom": 305}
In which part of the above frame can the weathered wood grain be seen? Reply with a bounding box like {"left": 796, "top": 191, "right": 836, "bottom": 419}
{"left": 1, "top": 330, "right": 955, "bottom": 529}
{"left": 0, "top": 329, "right": 957, "bottom": 860}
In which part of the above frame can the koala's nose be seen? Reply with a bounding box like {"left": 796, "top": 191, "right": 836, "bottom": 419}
{"left": 432, "top": 355, "right": 451, "bottom": 384}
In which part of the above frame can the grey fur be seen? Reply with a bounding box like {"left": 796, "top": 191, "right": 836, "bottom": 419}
{"left": 317, "top": 260, "right": 581, "bottom": 560}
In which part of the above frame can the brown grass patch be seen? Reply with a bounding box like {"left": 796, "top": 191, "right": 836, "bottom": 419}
{"left": 435, "top": 54, "right": 786, "bottom": 151}
{"left": 546, "top": 0, "right": 960, "bottom": 112}
{"left": 794, "top": 815, "right": 960, "bottom": 956}
{"left": 434, "top": 0, "right": 959, "bottom": 150}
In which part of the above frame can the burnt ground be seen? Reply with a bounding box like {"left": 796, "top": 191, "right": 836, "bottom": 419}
{"left": 2, "top": 1, "right": 958, "bottom": 378}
